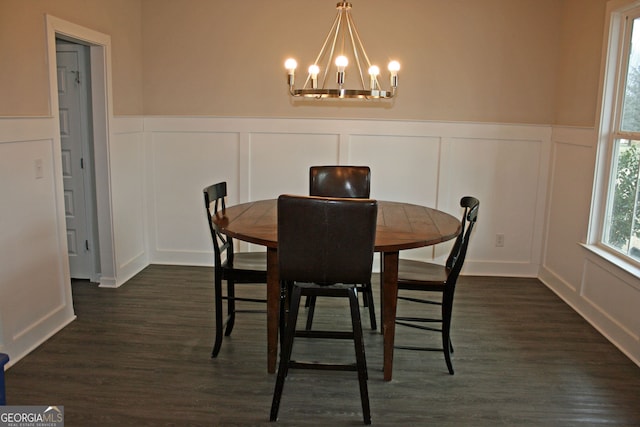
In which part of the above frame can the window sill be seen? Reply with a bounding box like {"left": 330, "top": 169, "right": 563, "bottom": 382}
{"left": 580, "top": 243, "right": 640, "bottom": 283}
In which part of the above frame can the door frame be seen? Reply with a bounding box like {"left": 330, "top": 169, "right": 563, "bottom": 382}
{"left": 46, "top": 15, "right": 117, "bottom": 287}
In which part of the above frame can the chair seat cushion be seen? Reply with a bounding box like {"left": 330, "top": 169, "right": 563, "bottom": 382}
{"left": 226, "top": 251, "right": 267, "bottom": 272}
{"left": 397, "top": 258, "right": 448, "bottom": 286}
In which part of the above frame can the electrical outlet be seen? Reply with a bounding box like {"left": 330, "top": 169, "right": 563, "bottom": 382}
{"left": 495, "top": 233, "right": 505, "bottom": 247}
{"left": 34, "top": 158, "right": 43, "bottom": 179}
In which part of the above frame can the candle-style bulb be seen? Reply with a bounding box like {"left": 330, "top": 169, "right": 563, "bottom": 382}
{"left": 368, "top": 65, "right": 380, "bottom": 90}
{"left": 309, "top": 64, "right": 320, "bottom": 89}
{"left": 335, "top": 55, "right": 348, "bottom": 86}
{"left": 285, "top": 58, "right": 298, "bottom": 73}
{"left": 388, "top": 60, "right": 400, "bottom": 88}
{"left": 285, "top": 58, "right": 297, "bottom": 87}
{"left": 335, "top": 55, "right": 349, "bottom": 71}
{"left": 388, "top": 60, "right": 400, "bottom": 74}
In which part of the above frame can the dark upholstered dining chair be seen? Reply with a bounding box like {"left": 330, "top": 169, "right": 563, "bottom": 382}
{"left": 306, "top": 165, "right": 377, "bottom": 331}
{"left": 203, "top": 182, "right": 267, "bottom": 358}
{"left": 309, "top": 165, "right": 371, "bottom": 199}
{"left": 394, "top": 196, "right": 479, "bottom": 374}
{"left": 270, "top": 195, "right": 377, "bottom": 425}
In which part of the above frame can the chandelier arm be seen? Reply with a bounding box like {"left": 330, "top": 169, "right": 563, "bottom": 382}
{"left": 345, "top": 10, "right": 368, "bottom": 90}
{"left": 348, "top": 11, "right": 374, "bottom": 68}
{"left": 320, "top": 35, "right": 337, "bottom": 89}
{"left": 311, "top": 10, "right": 342, "bottom": 90}
{"left": 320, "top": 10, "right": 343, "bottom": 89}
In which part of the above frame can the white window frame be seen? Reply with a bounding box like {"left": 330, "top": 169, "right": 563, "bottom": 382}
{"left": 589, "top": 0, "right": 640, "bottom": 277}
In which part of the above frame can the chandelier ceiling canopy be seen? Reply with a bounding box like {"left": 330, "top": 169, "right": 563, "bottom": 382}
{"left": 285, "top": 1, "right": 400, "bottom": 100}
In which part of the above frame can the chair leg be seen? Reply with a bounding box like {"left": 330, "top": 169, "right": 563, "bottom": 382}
{"left": 279, "top": 280, "right": 294, "bottom": 350}
{"left": 348, "top": 288, "right": 371, "bottom": 425}
{"left": 279, "top": 281, "right": 286, "bottom": 350}
{"left": 442, "top": 298, "right": 454, "bottom": 375}
{"left": 224, "top": 280, "right": 236, "bottom": 336}
{"left": 442, "top": 326, "right": 454, "bottom": 375}
{"left": 211, "top": 274, "right": 224, "bottom": 358}
{"left": 305, "top": 295, "right": 317, "bottom": 330}
{"left": 364, "top": 282, "right": 376, "bottom": 331}
{"left": 270, "top": 286, "right": 303, "bottom": 422}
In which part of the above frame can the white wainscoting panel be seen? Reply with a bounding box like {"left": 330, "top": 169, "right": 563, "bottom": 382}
{"left": 543, "top": 128, "right": 596, "bottom": 288}
{"left": 349, "top": 134, "right": 440, "bottom": 205}
{"left": 147, "top": 130, "right": 242, "bottom": 265}
{"left": 0, "top": 117, "right": 76, "bottom": 366}
{"left": 249, "top": 132, "right": 340, "bottom": 200}
{"left": 582, "top": 259, "right": 640, "bottom": 340}
{"left": 110, "top": 120, "right": 148, "bottom": 283}
{"left": 443, "top": 136, "right": 545, "bottom": 275}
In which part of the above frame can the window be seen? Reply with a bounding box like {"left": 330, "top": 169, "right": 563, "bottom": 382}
{"left": 596, "top": 2, "right": 640, "bottom": 265}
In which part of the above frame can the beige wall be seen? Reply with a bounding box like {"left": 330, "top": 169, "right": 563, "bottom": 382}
{"left": 0, "top": 0, "right": 143, "bottom": 116}
{"left": 0, "top": 0, "right": 606, "bottom": 125}
{"left": 141, "top": 0, "right": 563, "bottom": 123}
{"left": 554, "top": 0, "right": 607, "bottom": 126}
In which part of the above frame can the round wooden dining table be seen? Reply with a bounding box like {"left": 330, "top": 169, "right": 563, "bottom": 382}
{"left": 213, "top": 198, "right": 461, "bottom": 381}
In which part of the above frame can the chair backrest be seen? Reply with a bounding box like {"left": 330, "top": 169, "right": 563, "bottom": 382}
{"left": 278, "top": 194, "right": 378, "bottom": 285}
{"left": 309, "top": 166, "right": 371, "bottom": 198}
{"left": 444, "top": 196, "right": 480, "bottom": 283}
{"left": 203, "top": 182, "right": 233, "bottom": 267}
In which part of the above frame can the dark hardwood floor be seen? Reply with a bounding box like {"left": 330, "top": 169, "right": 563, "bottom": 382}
{"left": 5, "top": 265, "right": 640, "bottom": 426}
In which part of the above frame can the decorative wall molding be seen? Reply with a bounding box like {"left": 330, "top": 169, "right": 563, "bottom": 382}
{"left": 143, "top": 116, "right": 551, "bottom": 278}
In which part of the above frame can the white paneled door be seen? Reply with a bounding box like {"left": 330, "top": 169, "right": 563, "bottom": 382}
{"left": 57, "top": 42, "right": 97, "bottom": 280}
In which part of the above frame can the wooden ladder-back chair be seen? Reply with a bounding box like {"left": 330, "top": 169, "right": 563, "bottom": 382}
{"left": 203, "top": 182, "right": 268, "bottom": 357}
{"left": 394, "top": 196, "right": 479, "bottom": 374}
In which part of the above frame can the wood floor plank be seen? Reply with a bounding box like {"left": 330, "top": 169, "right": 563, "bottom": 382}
{"left": 4, "top": 265, "right": 640, "bottom": 426}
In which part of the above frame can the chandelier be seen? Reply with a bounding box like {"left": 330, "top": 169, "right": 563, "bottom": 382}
{"left": 285, "top": 1, "right": 400, "bottom": 100}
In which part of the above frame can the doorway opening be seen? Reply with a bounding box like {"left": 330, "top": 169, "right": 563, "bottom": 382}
{"left": 47, "top": 15, "right": 117, "bottom": 287}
